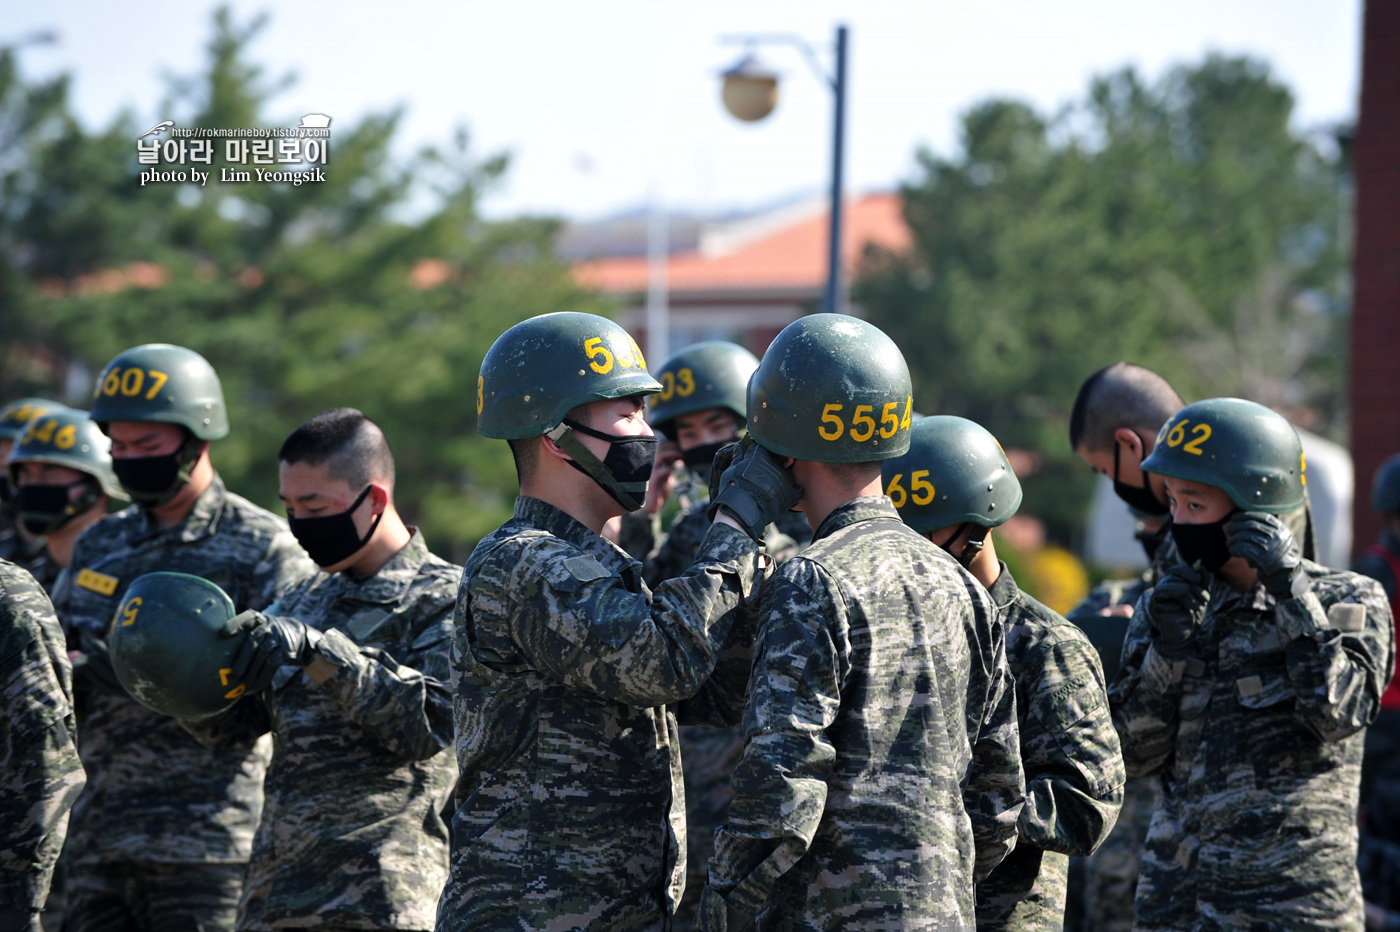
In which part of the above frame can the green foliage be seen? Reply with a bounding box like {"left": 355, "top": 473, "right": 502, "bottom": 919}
{"left": 856, "top": 54, "right": 1347, "bottom": 547}
{"left": 0, "top": 8, "right": 611, "bottom": 560}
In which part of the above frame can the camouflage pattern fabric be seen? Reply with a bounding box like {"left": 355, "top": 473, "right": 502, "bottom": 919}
{"left": 703, "top": 497, "right": 1025, "bottom": 932}
{"left": 976, "top": 564, "right": 1125, "bottom": 932}
{"left": 0, "top": 560, "right": 85, "bottom": 916}
{"left": 634, "top": 489, "right": 805, "bottom": 591}
{"left": 182, "top": 530, "right": 457, "bottom": 931}
{"left": 50, "top": 474, "right": 313, "bottom": 874}
{"left": 1111, "top": 560, "right": 1396, "bottom": 930}
{"left": 61, "top": 861, "right": 243, "bottom": 932}
{"left": 439, "top": 495, "right": 763, "bottom": 931}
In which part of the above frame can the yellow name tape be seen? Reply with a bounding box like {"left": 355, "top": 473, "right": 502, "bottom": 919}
{"left": 75, "top": 568, "right": 120, "bottom": 597}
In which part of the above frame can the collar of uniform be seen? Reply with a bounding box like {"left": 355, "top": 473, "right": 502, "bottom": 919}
{"left": 810, "top": 495, "right": 902, "bottom": 542}
{"left": 320, "top": 527, "right": 432, "bottom": 607}
{"left": 134, "top": 472, "right": 228, "bottom": 544}
{"left": 987, "top": 560, "right": 1020, "bottom": 610}
{"left": 513, "top": 495, "right": 641, "bottom": 580}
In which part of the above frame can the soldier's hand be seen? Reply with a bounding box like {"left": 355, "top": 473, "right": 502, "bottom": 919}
{"left": 1226, "top": 511, "right": 1301, "bottom": 600}
{"left": 225, "top": 611, "right": 322, "bottom": 694}
{"left": 1147, "top": 562, "right": 1211, "bottom": 659}
{"left": 72, "top": 637, "right": 126, "bottom": 696}
{"left": 706, "top": 436, "right": 803, "bottom": 541}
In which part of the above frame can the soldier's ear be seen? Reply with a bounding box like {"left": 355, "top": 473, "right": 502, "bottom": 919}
{"left": 1113, "top": 428, "right": 1143, "bottom": 460}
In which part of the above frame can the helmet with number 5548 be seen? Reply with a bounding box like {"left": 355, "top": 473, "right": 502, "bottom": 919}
{"left": 1141, "top": 397, "right": 1305, "bottom": 513}
{"left": 748, "top": 314, "right": 913, "bottom": 463}
{"left": 477, "top": 312, "right": 661, "bottom": 439}
{"left": 90, "top": 344, "right": 228, "bottom": 440}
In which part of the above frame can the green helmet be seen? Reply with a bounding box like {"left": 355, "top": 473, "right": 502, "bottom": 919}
{"left": 8, "top": 408, "right": 127, "bottom": 499}
{"left": 90, "top": 344, "right": 229, "bottom": 440}
{"left": 107, "top": 572, "right": 248, "bottom": 718}
{"left": 0, "top": 398, "right": 66, "bottom": 441}
{"left": 647, "top": 342, "right": 758, "bottom": 437}
{"left": 1373, "top": 454, "right": 1400, "bottom": 515}
{"left": 477, "top": 312, "right": 661, "bottom": 440}
{"left": 748, "top": 314, "right": 914, "bottom": 463}
{"left": 881, "top": 416, "right": 1022, "bottom": 534}
{"left": 1141, "top": 398, "right": 1305, "bottom": 513}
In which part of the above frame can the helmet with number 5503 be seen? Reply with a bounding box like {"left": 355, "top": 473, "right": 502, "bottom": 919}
{"left": 881, "top": 416, "right": 1022, "bottom": 534}
{"left": 1140, "top": 397, "right": 1305, "bottom": 514}
{"left": 747, "top": 314, "right": 913, "bottom": 463}
{"left": 646, "top": 341, "right": 758, "bottom": 438}
{"left": 89, "top": 344, "right": 228, "bottom": 440}
{"left": 477, "top": 312, "right": 661, "bottom": 439}
{"left": 107, "top": 571, "right": 251, "bottom": 719}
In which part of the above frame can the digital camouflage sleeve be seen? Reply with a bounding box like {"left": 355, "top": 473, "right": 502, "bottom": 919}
{"left": 1112, "top": 561, "right": 1395, "bottom": 930}
{"left": 51, "top": 476, "right": 314, "bottom": 868}
{"left": 704, "top": 498, "right": 1024, "bottom": 932}
{"left": 438, "top": 496, "right": 763, "bottom": 932}
{"left": 976, "top": 565, "right": 1124, "bottom": 932}
{"left": 0, "top": 560, "right": 86, "bottom": 918}
{"left": 183, "top": 530, "right": 457, "bottom": 931}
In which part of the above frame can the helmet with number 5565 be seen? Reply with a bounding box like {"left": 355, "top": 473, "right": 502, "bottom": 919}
{"left": 90, "top": 344, "right": 228, "bottom": 440}
{"left": 881, "top": 416, "right": 1022, "bottom": 534}
{"left": 477, "top": 312, "right": 661, "bottom": 439}
{"left": 748, "top": 314, "right": 913, "bottom": 463}
{"left": 1140, "top": 397, "right": 1305, "bottom": 514}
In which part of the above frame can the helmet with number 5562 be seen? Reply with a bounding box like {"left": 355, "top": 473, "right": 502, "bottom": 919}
{"left": 90, "top": 344, "right": 228, "bottom": 440}
{"left": 477, "top": 312, "right": 661, "bottom": 439}
{"left": 748, "top": 314, "right": 913, "bottom": 463}
{"left": 1141, "top": 397, "right": 1305, "bottom": 513}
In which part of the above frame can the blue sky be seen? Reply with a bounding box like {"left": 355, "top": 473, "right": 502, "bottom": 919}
{"left": 1, "top": 0, "right": 1361, "bottom": 221}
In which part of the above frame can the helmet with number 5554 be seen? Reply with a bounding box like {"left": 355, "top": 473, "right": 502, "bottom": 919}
{"left": 881, "top": 416, "right": 1022, "bottom": 534}
{"left": 477, "top": 312, "right": 661, "bottom": 439}
{"left": 748, "top": 314, "right": 913, "bottom": 463}
{"left": 1141, "top": 397, "right": 1305, "bottom": 514}
{"left": 90, "top": 344, "right": 228, "bottom": 440}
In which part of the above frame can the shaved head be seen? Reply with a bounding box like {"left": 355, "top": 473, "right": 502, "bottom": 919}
{"left": 278, "top": 408, "right": 395, "bottom": 493}
{"left": 1069, "top": 362, "right": 1185, "bottom": 453}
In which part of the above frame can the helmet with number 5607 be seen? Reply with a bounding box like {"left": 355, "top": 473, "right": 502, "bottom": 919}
{"left": 477, "top": 312, "right": 661, "bottom": 439}
{"left": 1140, "top": 397, "right": 1305, "bottom": 513}
{"left": 747, "top": 314, "right": 914, "bottom": 463}
{"left": 89, "top": 344, "right": 228, "bottom": 440}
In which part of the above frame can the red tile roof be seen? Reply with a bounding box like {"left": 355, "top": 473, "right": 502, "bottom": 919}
{"left": 574, "top": 192, "right": 910, "bottom": 295}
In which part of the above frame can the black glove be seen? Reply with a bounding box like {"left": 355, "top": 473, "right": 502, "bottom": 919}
{"left": 72, "top": 637, "right": 127, "bottom": 696}
{"left": 1226, "top": 511, "right": 1302, "bottom": 600}
{"left": 224, "top": 611, "right": 322, "bottom": 694}
{"left": 1147, "top": 562, "right": 1212, "bottom": 659}
{"left": 706, "top": 437, "right": 803, "bottom": 541}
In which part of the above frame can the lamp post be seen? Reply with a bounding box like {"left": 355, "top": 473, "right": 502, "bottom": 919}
{"left": 720, "top": 25, "right": 848, "bottom": 316}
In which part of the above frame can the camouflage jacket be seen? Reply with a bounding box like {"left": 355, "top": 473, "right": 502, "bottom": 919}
{"left": 1111, "top": 560, "right": 1396, "bottom": 930}
{"left": 976, "top": 564, "right": 1124, "bottom": 931}
{"left": 51, "top": 474, "right": 314, "bottom": 865}
{"left": 630, "top": 491, "right": 807, "bottom": 591}
{"left": 182, "top": 530, "right": 457, "bottom": 930}
{"left": 704, "top": 497, "right": 1025, "bottom": 932}
{"left": 439, "top": 496, "right": 763, "bottom": 931}
{"left": 0, "top": 560, "right": 86, "bottom": 912}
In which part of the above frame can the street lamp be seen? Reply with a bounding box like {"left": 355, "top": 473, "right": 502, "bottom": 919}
{"left": 719, "top": 26, "right": 848, "bottom": 316}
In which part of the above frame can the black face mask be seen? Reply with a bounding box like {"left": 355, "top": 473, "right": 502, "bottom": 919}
{"left": 15, "top": 480, "right": 101, "bottom": 536}
{"left": 1170, "top": 512, "right": 1236, "bottom": 572}
{"left": 287, "top": 485, "right": 383, "bottom": 569}
{"left": 113, "top": 439, "right": 202, "bottom": 508}
{"left": 552, "top": 419, "right": 657, "bottom": 512}
{"left": 680, "top": 440, "right": 730, "bottom": 475}
{"left": 1113, "top": 439, "right": 1170, "bottom": 517}
{"left": 0, "top": 474, "right": 10, "bottom": 506}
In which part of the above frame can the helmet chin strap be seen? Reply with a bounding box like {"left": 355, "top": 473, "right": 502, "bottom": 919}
{"left": 545, "top": 422, "right": 647, "bottom": 512}
{"left": 939, "top": 522, "right": 989, "bottom": 568}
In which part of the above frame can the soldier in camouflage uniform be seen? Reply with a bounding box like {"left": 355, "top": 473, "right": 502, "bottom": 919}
{"left": 177, "top": 408, "right": 457, "bottom": 931}
{"left": 622, "top": 341, "right": 807, "bottom": 931}
{"left": 439, "top": 313, "right": 796, "bottom": 930}
{"left": 52, "top": 345, "right": 314, "bottom": 932}
{"left": 1113, "top": 399, "right": 1396, "bottom": 930}
{"left": 700, "top": 316, "right": 1026, "bottom": 932}
{"left": 0, "top": 561, "right": 85, "bottom": 932}
{"left": 7, "top": 409, "right": 127, "bottom": 596}
{"left": 0, "top": 400, "right": 67, "bottom": 574}
{"left": 883, "top": 416, "right": 1124, "bottom": 931}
